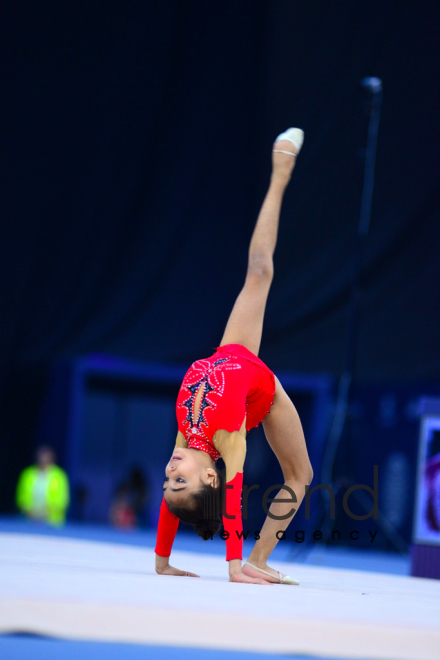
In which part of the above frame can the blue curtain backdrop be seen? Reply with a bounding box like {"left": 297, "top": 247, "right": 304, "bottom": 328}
{"left": 2, "top": 1, "right": 440, "bottom": 510}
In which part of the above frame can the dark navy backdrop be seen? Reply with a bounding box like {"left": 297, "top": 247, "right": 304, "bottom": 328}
{"left": 2, "top": 2, "right": 440, "bottom": 513}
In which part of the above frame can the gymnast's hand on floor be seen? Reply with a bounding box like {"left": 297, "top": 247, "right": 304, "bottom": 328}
{"left": 155, "top": 555, "right": 199, "bottom": 577}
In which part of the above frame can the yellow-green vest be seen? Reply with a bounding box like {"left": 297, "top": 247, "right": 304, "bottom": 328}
{"left": 16, "top": 465, "right": 70, "bottom": 526}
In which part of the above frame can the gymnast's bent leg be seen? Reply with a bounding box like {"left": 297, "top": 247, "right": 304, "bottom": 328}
{"left": 243, "top": 377, "right": 313, "bottom": 583}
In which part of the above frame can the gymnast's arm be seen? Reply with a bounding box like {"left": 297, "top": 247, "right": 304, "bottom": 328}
{"left": 215, "top": 426, "right": 268, "bottom": 584}
{"left": 155, "top": 433, "right": 199, "bottom": 577}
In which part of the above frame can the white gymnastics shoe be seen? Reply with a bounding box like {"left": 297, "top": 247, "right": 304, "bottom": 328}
{"left": 273, "top": 127, "right": 304, "bottom": 157}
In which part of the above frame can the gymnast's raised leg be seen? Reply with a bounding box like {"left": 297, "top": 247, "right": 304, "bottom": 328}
{"left": 220, "top": 129, "right": 313, "bottom": 583}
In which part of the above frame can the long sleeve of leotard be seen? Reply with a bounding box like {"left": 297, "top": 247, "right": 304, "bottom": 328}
{"left": 154, "top": 432, "right": 187, "bottom": 557}
{"left": 155, "top": 496, "right": 179, "bottom": 557}
{"left": 214, "top": 428, "right": 247, "bottom": 561}
{"left": 223, "top": 471, "right": 244, "bottom": 560}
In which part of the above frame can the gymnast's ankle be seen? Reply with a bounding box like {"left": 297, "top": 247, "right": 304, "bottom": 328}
{"left": 247, "top": 551, "right": 268, "bottom": 568}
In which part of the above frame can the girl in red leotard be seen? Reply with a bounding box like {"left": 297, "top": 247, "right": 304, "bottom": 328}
{"left": 155, "top": 128, "right": 313, "bottom": 585}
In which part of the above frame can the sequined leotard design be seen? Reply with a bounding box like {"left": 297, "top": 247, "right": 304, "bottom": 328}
{"left": 155, "top": 343, "right": 276, "bottom": 561}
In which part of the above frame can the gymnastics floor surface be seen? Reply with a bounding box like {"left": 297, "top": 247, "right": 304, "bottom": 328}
{"left": 0, "top": 524, "right": 439, "bottom": 660}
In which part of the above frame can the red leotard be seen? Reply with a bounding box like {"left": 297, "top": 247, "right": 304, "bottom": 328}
{"left": 155, "top": 343, "right": 276, "bottom": 561}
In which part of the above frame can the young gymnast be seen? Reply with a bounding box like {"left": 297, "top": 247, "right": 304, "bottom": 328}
{"left": 155, "top": 128, "right": 313, "bottom": 585}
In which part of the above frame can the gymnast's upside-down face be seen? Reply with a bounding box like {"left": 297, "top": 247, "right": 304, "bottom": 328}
{"left": 163, "top": 447, "right": 217, "bottom": 507}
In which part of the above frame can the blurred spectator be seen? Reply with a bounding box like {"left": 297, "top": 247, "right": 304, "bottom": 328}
{"left": 109, "top": 466, "right": 148, "bottom": 529}
{"left": 15, "top": 445, "right": 70, "bottom": 526}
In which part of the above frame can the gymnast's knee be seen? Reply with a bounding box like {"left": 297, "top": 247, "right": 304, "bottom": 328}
{"left": 247, "top": 253, "right": 274, "bottom": 283}
{"left": 304, "top": 464, "right": 314, "bottom": 485}
{"left": 285, "top": 463, "right": 313, "bottom": 488}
